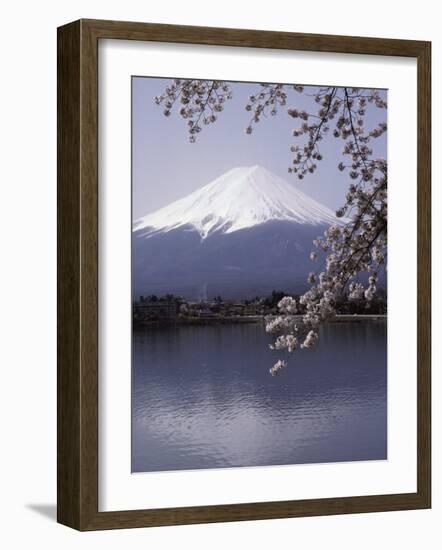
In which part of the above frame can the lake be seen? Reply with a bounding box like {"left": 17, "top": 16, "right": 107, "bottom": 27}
{"left": 132, "top": 320, "right": 387, "bottom": 472}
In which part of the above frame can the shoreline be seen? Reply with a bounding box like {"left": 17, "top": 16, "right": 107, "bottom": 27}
{"left": 133, "top": 316, "right": 263, "bottom": 327}
{"left": 133, "top": 314, "right": 387, "bottom": 328}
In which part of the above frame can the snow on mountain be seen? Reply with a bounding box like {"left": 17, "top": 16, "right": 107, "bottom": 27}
{"left": 133, "top": 165, "right": 341, "bottom": 239}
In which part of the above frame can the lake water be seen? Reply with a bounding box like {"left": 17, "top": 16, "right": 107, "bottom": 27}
{"left": 132, "top": 320, "right": 387, "bottom": 472}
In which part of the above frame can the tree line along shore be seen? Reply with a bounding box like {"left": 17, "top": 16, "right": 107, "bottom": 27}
{"left": 133, "top": 290, "right": 387, "bottom": 326}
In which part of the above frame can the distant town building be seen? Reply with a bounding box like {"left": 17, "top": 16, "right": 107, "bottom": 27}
{"left": 132, "top": 290, "right": 387, "bottom": 323}
{"left": 133, "top": 296, "right": 180, "bottom": 321}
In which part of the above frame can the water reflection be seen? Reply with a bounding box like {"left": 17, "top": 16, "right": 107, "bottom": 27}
{"left": 132, "top": 321, "right": 387, "bottom": 472}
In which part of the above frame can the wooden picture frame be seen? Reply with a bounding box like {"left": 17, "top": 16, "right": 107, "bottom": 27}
{"left": 57, "top": 18, "right": 431, "bottom": 530}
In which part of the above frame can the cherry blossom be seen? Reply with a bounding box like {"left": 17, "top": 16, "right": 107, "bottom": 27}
{"left": 154, "top": 79, "right": 233, "bottom": 143}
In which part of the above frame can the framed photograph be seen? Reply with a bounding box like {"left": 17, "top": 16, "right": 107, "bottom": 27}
{"left": 57, "top": 19, "right": 431, "bottom": 530}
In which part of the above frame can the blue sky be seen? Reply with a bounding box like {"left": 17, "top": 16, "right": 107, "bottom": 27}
{"left": 132, "top": 77, "right": 387, "bottom": 219}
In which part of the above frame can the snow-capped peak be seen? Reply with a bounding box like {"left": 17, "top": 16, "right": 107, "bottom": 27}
{"left": 134, "top": 165, "right": 342, "bottom": 239}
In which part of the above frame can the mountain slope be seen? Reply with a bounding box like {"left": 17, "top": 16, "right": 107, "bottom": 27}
{"left": 134, "top": 165, "right": 340, "bottom": 239}
{"left": 133, "top": 166, "right": 343, "bottom": 299}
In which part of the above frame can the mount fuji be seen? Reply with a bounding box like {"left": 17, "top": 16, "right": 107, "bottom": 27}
{"left": 133, "top": 166, "right": 342, "bottom": 299}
